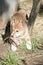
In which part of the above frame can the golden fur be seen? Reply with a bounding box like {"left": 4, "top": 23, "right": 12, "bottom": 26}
{"left": 10, "top": 12, "right": 32, "bottom": 51}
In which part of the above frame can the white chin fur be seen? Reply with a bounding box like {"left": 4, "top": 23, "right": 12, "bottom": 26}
{"left": 26, "top": 41, "right": 32, "bottom": 50}
{"left": 11, "top": 44, "right": 17, "bottom": 51}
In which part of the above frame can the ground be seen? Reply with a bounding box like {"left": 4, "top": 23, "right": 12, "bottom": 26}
{"left": 0, "top": 0, "right": 43, "bottom": 65}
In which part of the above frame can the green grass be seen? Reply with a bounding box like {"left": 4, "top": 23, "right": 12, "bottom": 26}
{"left": 31, "top": 37, "right": 43, "bottom": 51}
{"left": 19, "top": 39, "right": 32, "bottom": 53}
{"left": 0, "top": 51, "right": 23, "bottom": 65}
{"left": 19, "top": 37, "right": 43, "bottom": 52}
{"left": 0, "top": 37, "right": 43, "bottom": 65}
{"left": 19, "top": 39, "right": 27, "bottom": 52}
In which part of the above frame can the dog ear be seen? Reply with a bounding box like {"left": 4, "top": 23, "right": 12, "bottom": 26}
{"left": 2, "top": 20, "right": 11, "bottom": 43}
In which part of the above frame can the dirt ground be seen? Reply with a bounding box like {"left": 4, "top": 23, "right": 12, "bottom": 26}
{"left": 0, "top": 0, "right": 43, "bottom": 65}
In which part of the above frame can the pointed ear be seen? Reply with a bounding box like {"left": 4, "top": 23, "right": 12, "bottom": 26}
{"left": 26, "top": 14, "right": 28, "bottom": 20}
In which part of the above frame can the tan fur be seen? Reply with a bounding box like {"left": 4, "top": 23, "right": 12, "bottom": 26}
{"left": 10, "top": 12, "right": 32, "bottom": 51}
{"left": 11, "top": 12, "right": 27, "bottom": 34}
